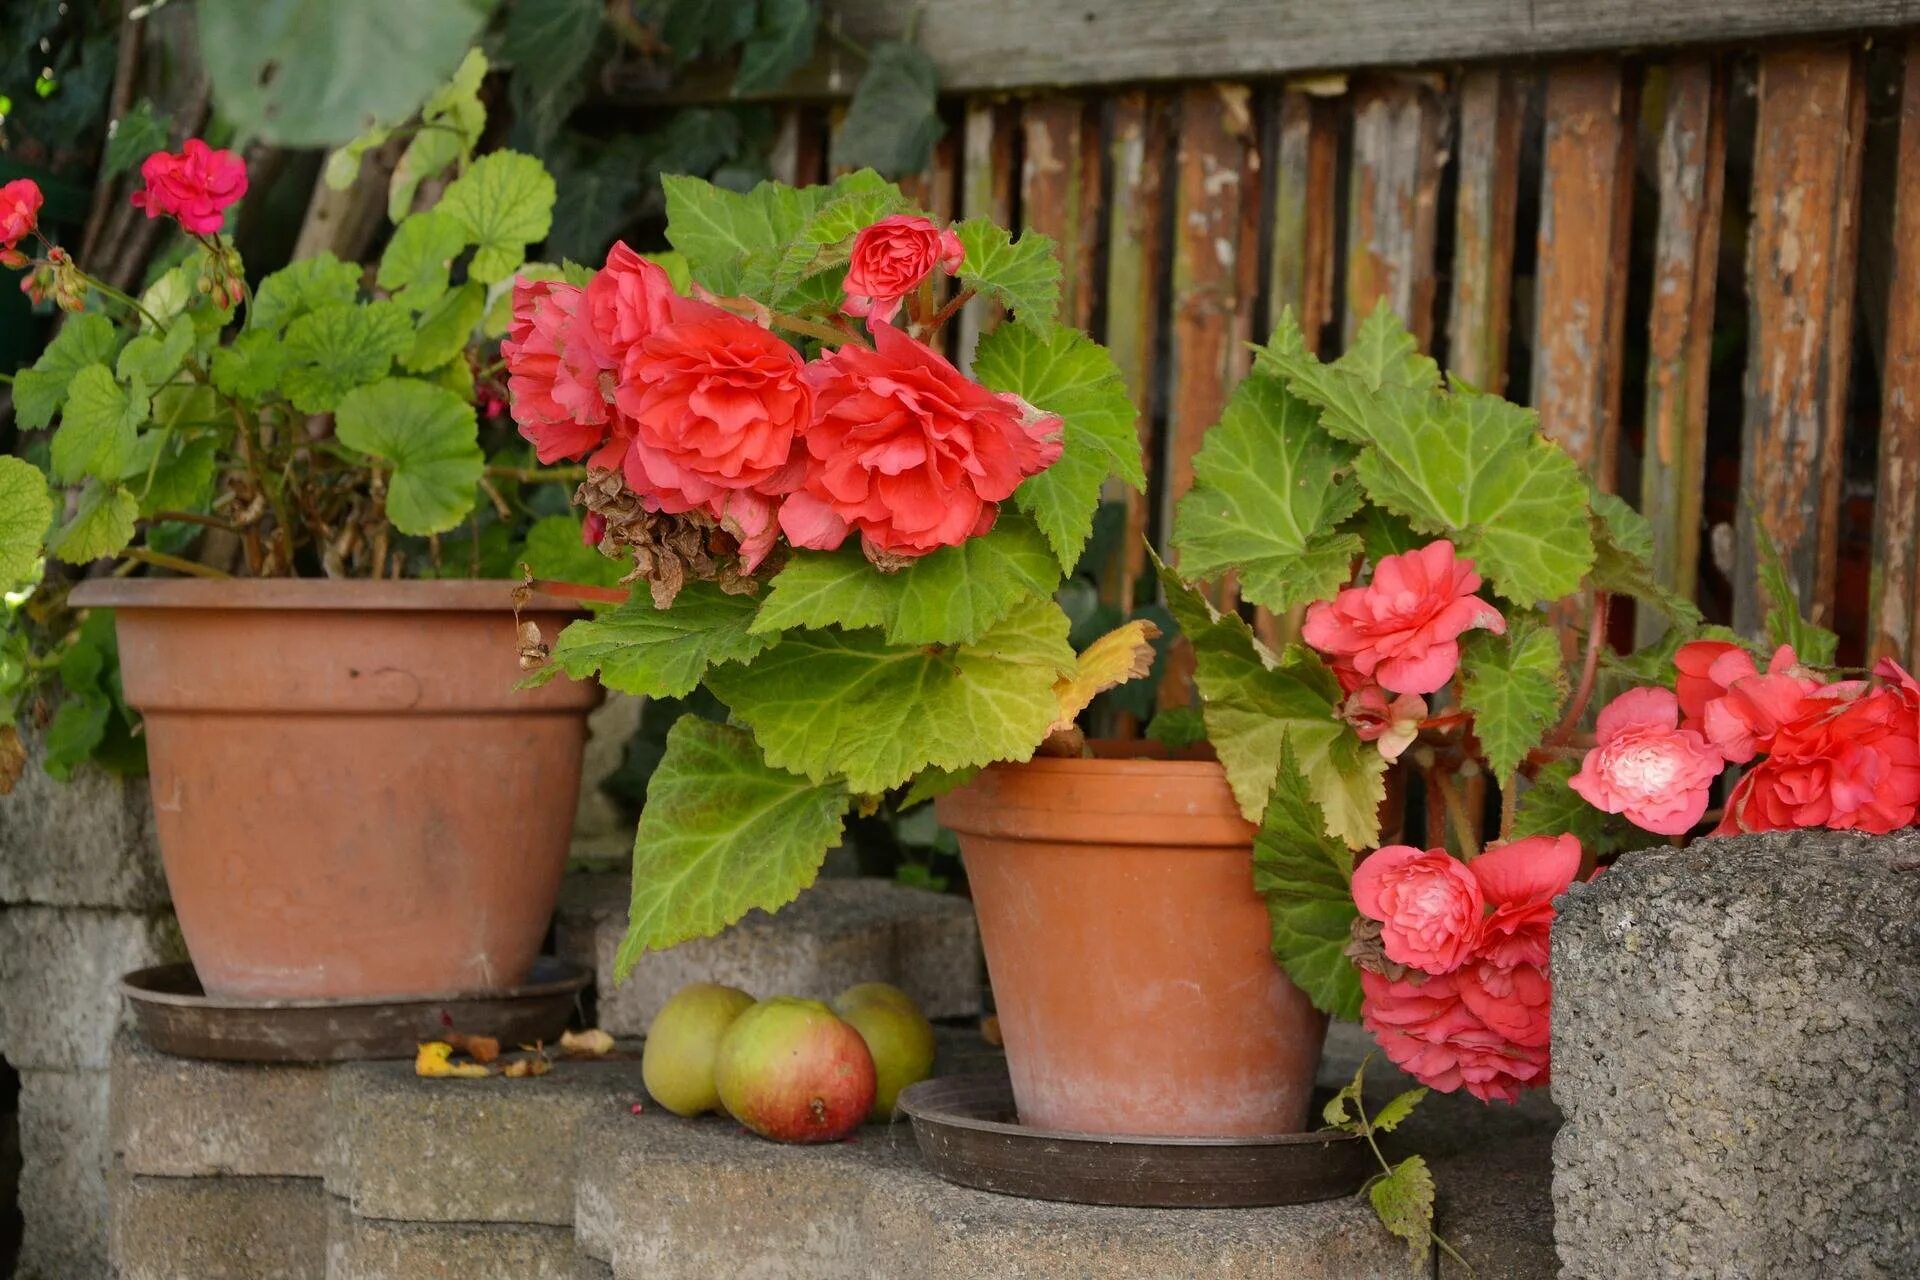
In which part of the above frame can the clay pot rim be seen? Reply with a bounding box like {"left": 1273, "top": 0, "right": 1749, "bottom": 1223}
{"left": 938, "top": 750, "right": 1255, "bottom": 845}
{"left": 69, "top": 576, "right": 583, "bottom": 614}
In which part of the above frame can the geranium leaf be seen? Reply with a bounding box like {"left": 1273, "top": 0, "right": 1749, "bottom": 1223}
{"left": 0, "top": 457, "right": 53, "bottom": 586}
{"left": 324, "top": 123, "right": 393, "bottom": 191}
{"left": 536, "top": 583, "right": 774, "bottom": 698}
{"left": 332, "top": 378, "right": 482, "bottom": 535}
{"left": 1171, "top": 371, "right": 1362, "bottom": 611}
{"left": 439, "top": 150, "right": 557, "bottom": 284}
{"left": 114, "top": 320, "right": 194, "bottom": 390}
{"left": 1252, "top": 739, "right": 1362, "bottom": 1020}
{"left": 378, "top": 209, "right": 470, "bottom": 308}
{"left": 250, "top": 254, "right": 364, "bottom": 335}
{"left": 888, "top": 514, "right": 1061, "bottom": 646}
{"left": 1460, "top": 620, "right": 1567, "bottom": 784}
{"left": 1159, "top": 554, "right": 1383, "bottom": 847}
{"left": 51, "top": 366, "right": 147, "bottom": 484}
{"left": 50, "top": 482, "right": 139, "bottom": 564}
{"left": 403, "top": 280, "right": 486, "bottom": 373}
{"left": 14, "top": 314, "right": 119, "bottom": 430}
{"left": 973, "top": 321, "right": 1143, "bottom": 573}
{"left": 616, "top": 718, "right": 850, "bottom": 972}
{"left": 1368, "top": 1154, "right": 1437, "bottom": 1272}
{"left": 125, "top": 435, "right": 218, "bottom": 517}
{"left": 281, "top": 301, "right": 413, "bottom": 413}
{"left": 709, "top": 597, "right": 1075, "bottom": 795}
{"left": 954, "top": 219, "right": 1061, "bottom": 325}
{"left": 210, "top": 330, "right": 290, "bottom": 400}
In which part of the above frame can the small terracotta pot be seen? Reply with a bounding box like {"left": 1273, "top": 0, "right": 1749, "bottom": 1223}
{"left": 69, "top": 579, "right": 598, "bottom": 1001}
{"left": 937, "top": 752, "right": 1327, "bottom": 1138}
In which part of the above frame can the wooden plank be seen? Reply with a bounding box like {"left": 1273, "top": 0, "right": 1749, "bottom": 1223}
{"left": 1636, "top": 60, "right": 1727, "bottom": 648}
{"left": 1020, "top": 96, "right": 1102, "bottom": 330}
{"left": 1870, "top": 42, "right": 1920, "bottom": 665}
{"left": 1734, "top": 47, "right": 1867, "bottom": 636}
{"left": 1266, "top": 87, "right": 1340, "bottom": 352}
{"left": 1344, "top": 75, "right": 1448, "bottom": 349}
{"left": 957, "top": 99, "right": 1017, "bottom": 372}
{"left": 631, "top": 1, "right": 1920, "bottom": 100}
{"left": 1447, "top": 68, "right": 1525, "bottom": 393}
{"left": 1532, "top": 60, "right": 1636, "bottom": 486}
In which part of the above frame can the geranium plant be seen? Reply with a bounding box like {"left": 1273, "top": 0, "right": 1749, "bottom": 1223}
{"left": 509, "top": 172, "right": 1148, "bottom": 973}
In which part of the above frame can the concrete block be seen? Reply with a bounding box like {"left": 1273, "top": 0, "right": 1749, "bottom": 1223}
{"left": 111, "top": 1030, "right": 331, "bottom": 1177}
{"left": 557, "top": 874, "right": 981, "bottom": 1036}
{"left": 110, "top": 1171, "right": 328, "bottom": 1280}
{"left": 1552, "top": 830, "right": 1920, "bottom": 1277}
{"left": 16, "top": 1068, "right": 110, "bottom": 1280}
{"left": 0, "top": 731, "right": 167, "bottom": 909}
{"left": 0, "top": 905, "right": 183, "bottom": 1069}
{"left": 329, "top": 1054, "right": 647, "bottom": 1226}
{"left": 325, "top": 1197, "right": 576, "bottom": 1279}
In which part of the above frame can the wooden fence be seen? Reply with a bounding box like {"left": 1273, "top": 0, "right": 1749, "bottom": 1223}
{"left": 649, "top": 1, "right": 1920, "bottom": 672}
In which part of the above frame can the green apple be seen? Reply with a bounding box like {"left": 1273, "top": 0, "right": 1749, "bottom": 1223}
{"left": 833, "top": 982, "right": 936, "bottom": 1122}
{"left": 641, "top": 982, "right": 756, "bottom": 1116}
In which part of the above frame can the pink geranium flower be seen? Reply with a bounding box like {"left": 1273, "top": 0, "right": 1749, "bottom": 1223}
{"left": 1301, "top": 540, "right": 1506, "bottom": 695}
{"left": 1568, "top": 687, "right": 1724, "bottom": 835}
{"left": 1350, "top": 844, "right": 1484, "bottom": 975}
{"left": 129, "top": 139, "right": 248, "bottom": 235}
{"left": 0, "top": 178, "right": 42, "bottom": 267}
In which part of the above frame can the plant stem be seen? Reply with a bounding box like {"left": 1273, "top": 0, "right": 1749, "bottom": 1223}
{"left": 768, "top": 311, "right": 866, "bottom": 348}
{"left": 1428, "top": 765, "right": 1480, "bottom": 858}
{"left": 485, "top": 464, "right": 586, "bottom": 485}
{"left": 147, "top": 510, "right": 235, "bottom": 532}
{"left": 75, "top": 268, "right": 167, "bottom": 331}
{"left": 124, "top": 547, "right": 231, "bottom": 579}
{"left": 1550, "top": 592, "right": 1609, "bottom": 744}
{"left": 525, "top": 577, "right": 630, "bottom": 605}
{"left": 926, "top": 286, "right": 976, "bottom": 334}
{"left": 1499, "top": 771, "right": 1519, "bottom": 843}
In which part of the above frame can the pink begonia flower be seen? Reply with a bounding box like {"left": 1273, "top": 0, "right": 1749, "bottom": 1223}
{"left": 1568, "top": 687, "right": 1723, "bottom": 835}
{"left": 1456, "top": 958, "right": 1551, "bottom": 1049}
{"left": 1301, "top": 540, "right": 1506, "bottom": 695}
{"left": 1673, "top": 639, "right": 1748, "bottom": 730}
{"left": 1350, "top": 844, "right": 1484, "bottom": 975}
{"left": 841, "top": 214, "right": 965, "bottom": 324}
{"left": 1342, "top": 686, "right": 1427, "bottom": 762}
{"left": 129, "top": 139, "right": 248, "bottom": 235}
{"left": 1467, "top": 833, "right": 1582, "bottom": 970}
{"left": 1359, "top": 970, "right": 1549, "bottom": 1104}
{"left": 1674, "top": 640, "right": 1822, "bottom": 763}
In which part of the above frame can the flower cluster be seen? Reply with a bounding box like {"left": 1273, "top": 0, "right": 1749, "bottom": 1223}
{"left": 1349, "top": 835, "right": 1583, "bottom": 1102}
{"left": 503, "top": 216, "right": 1060, "bottom": 574}
{"left": 1572, "top": 641, "right": 1920, "bottom": 837}
{"left": 0, "top": 179, "right": 42, "bottom": 268}
{"left": 128, "top": 139, "right": 249, "bottom": 236}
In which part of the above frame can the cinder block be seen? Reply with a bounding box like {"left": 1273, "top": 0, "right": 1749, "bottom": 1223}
{"left": 325, "top": 1197, "right": 577, "bottom": 1279}
{"left": 557, "top": 874, "right": 981, "bottom": 1036}
{"left": 16, "top": 1068, "right": 110, "bottom": 1280}
{"left": 110, "top": 1170, "right": 328, "bottom": 1280}
{"left": 0, "top": 905, "right": 183, "bottom": 1069}
{"left": 0, "top": 731, "right": 167, "bottom": 908}
{"left": 111, "top": 1030, "right": 331, "bottom": 1177}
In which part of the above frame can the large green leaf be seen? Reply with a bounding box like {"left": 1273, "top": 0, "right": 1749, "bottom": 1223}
{"left": 749, "top": 549, "right": 900, "bottom": 637}
{"left": 103, "top": 100, "right": 170, "bottom": 177}
{"left": 49, "top": 483, "right": 139, "bottom": 564}
{"left": 1159, "top": 556, "right": 1383, "bottom": 847}
{"left": 733, "top": 0, "right": 819, "bottom": 95}
{"left": 662, "top": 172, "right": 882, "bottom": 297}
{"left": 403, "top": 281, "right": 486, "bottom": 372}
{"left": 0, "top": 457, "right": 53, "bottom": 586}
{"left": 281, "top": 302, "right": 413, "bottom": 413}
{"left": 972, "top": 322, "right": 1143, "bottom": 572}
{"left": 332, "top": 379, "right": 482, "bottom": 535}
{"left": 501, "top": 0, "right": 601, "bottom": 136}
{"left": 13, "top": 314, "right": 118, "bottom": 430}
{"left": 210, "top": 330, "right": 289, "bottom": 400}
{"left": 250, "top": 255, "right": 364, "bottom": 335}
{"left": 1171, "top": 372, "right": 1362, "bottom": 611}
{"left": 439, "top": 150, "right": 557, "bottom": 284}
{"left": 196, "top": 0, "right": 490, "bottom": 147}
{"left": 125, "top": 434, "right": 218, "bottom": 517}
{"left": 517, "top": 514, "right": 627, "bottom": 599}
{"left": 51, "top": 365, "right": 146, "bottom": 484}
{"left": 615, "top": 718, "right": 850, "bottom": 973}
{"left": 377, "top": 209, "right": 470, "bottom": 308}
{"left": 1252, "top": 742, "right": 1362, "bottom": 1021}
{"left": 831, "top": 41, "right": 943, "bottom": 177}
{"left": 953, "top": 220, "right": 1061, "bottom": 325}
{"left": 114, "top": 321, "right": 194, "bottom": 390}
{"left": 534, "top": 583, "right": 774, "bottom": 698}
{"left": 709, "top": 597, "right": 1075, "bottom": 795}
{"left": 1588, "top": 489, "right": 1703, "bottom": 631}
{"left": 1460, "top": 621, "right": 1567, "bottom": 784}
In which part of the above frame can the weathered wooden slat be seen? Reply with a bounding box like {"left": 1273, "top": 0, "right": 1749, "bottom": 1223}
{"left": 1870, "top": 43, "right": 1920, "bottom": 665}
{"left": 635, "top": 1, "right": 1920, "bottom": 100}
{"left": 1636, "top": 60, "right": 1727, "bottom": 648}
{"left": 1447, "top": 69, "right": 1525, "bottom": 392}
{"left": 1344, "top": 75, "right": 1448, "bottom": 349}
{"left": 1735, "top": 47, "right": 1867, "bottom": 635}
{"left": 1021, "top": 96, "right": 1102, "bottom": 330}
{"left": 1266, "top": 87, "right": 1340, "bottom": 352}
{"left": 1532, "top": 60, "right": 1637, "bottom": 486}
{"left": 957, "top": 99, "right": 1018, "bottom": 372}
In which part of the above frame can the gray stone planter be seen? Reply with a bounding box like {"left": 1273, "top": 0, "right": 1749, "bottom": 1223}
{"left": 1550, "top": 829, "right": 1920, "bottom": 1277}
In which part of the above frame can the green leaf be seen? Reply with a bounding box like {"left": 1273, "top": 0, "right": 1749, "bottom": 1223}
{"left": 50, "top": 483, "right": 138, "bottom": 563}
{"left": 332, "top": 378, "right": 482, "bottom": 535}
{"left": 537, "top": 583, "right": 774, "bottom": 699}
{"left": 708, "top": 597, "right": 1075, "bottom": 795}
{"left": 733, "top": 0, "right": 819, "bottom": 95}
{"left": 954, "top": 220, "right": 1062, "bottom": 325}
{"left": 14, "top": 314, "right": 119, "bottom": 430}
{"left": 899, "top": 764, "right": 979, "bottom": 809}
{"left": 663, "top": 173, "right": 818, "bottom": 296}
{"left": 1754, "top": 522, "right": 1839, "bottom": 666}
{"left": 104, "top": 99, "right": 170, "bottom": 177}
{"left": 210, "top": 330, "right": 289, "bottom": 400}
{"left": 889, "top": 515, "right": 1060, "bottom": 645}
{"left": 1588, "top": 489, "right": 1703, "bottom": 630}
{"left": 502, "top": 0, "right": 602, "bottom": 135}
{"left": 750, "top": 548, "right": 901, "bottom": 636}
{"left": 387, "top": 50, "right": 489, "bottom": 221}
{"left": 377, "top": 209, "right": 470, "bottom": 307}
{"left": 52, "top": 366, "right": 147, "bottom": 484}
{"left": 1459, "top": 621, "right": 1567, "bottom": 783}
{"left": 439, "top": 150, "right": 558, "bottom": 284}
{"left": 616, "top": 718, "right": 850, "bottom": 973}
{"left": 281, "top": 302, "right": 414, "bottom": 413}
{"left": 543, "top": 137, "right": 650, "bottom": 264}
{"left": 1350, "top": 504, "right": 1423, "bottom": 562}
{"left": 1323, "top": 1059, "right": 1366, "bottom": 1132}
{"left": 1252, "top": 741, "right": 1362, "bottom": 1020}
{"left": 114, "top": 320, "right": 194, "bottom": 391}
{"left": 403, "top": 280, "right": 486, "bottom": 372}
{"left": 323, "top": 123, "right": 392, "bottom": 191}
{"left": 1258, "top": 303, "right": 1440, "bottom": 402}
{"left": 42, "top": 691, "right": 110, "bottom": 779}
{"left": 0, "top": 457, "right": 53, "bottom": 587}
{"left": 768, "top": 171, "right": 909, "bottom": 298}
{"left": 1171, "top": 372, "right": 1362, "bottom": 611}
{"left": 831, "top": 41, "right": 943, "bottom": 177}
{"left": 973, "top": 322, "right": 1144, "bottom": 572}
{"left": 1158, "top": 555, "right": 1383, "bottom": 846}
{"left": 125, "top": 434, "right": 218, "bottom": 517}
{"left": 251, "top": 255, "right": 364, "bottom": 335}
{"left": 196, "top": 0, "right": 489, "bottom": 147}
{"left": 1509, "top": 759, "right": 1628, "bottom": 854}
{"left": 1144, "top": 706, "right": 1208, "bottom": 748}
{"left": 1368, "top": 1154, "right": 1437, "bottom": 1273}
{"left": 1371, "top": 1087, "right": 1428, "bottom": 1136}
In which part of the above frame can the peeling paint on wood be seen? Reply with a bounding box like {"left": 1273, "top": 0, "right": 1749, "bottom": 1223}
{"left": 1871, "top": 43, "right": 1920, "bottom": 665}
{"left": 1637, "top": 60, "right": 1727, "bottom": 648}
{"left": 1345, "top": 75, "right": 1448, "bottom": 349}
{"left": 1735, "top": 47, "right": 1867, "bottom": 635}
{"left": 1533, "top": 60, "right": 1637, "bottom": 487}
{"left": 1448, "top": 68, "right": 1525, "bottom": 393}
{"left": 1022, "top": 96, "right": 1102, "bottom": 330}
{"left": 1268, "top": 88, "right": 1340, "bottom": 352}
{"left": 958, "top": 99, "right": 1018, "bottom": 372}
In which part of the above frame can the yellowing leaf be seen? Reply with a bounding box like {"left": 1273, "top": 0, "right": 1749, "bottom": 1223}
{"left": 504, "top": 1054, "right": 552, "bottom": 1078}
{"left": 1051, "top": 620, "right": 1162, "bottom": 733}
{"left": 445, "top": 1032, "right": 500, "bottom": 1064}
{"left": 414, "top": 1041, "right": 492, "bottom": 1079}
{"left": 559, "top": 1028, "right": 615, "bottom": 1058}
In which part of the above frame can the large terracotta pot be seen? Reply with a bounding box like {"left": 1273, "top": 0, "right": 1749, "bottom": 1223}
{"left": 68, "top": 579, "right": 598, "bottom": 1001}
{"left": 937, "top": 753, "right": 1327, "bottom": 1138}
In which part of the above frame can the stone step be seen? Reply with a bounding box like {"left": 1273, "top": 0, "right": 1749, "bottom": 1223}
{"left": 554, "top": 873, "right": 983, "bottom": 1035}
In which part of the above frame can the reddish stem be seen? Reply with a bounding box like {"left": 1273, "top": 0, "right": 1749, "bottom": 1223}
{"left": 525, "top": 577, "right": 630, "bottom": 605}
{"left": 1549, "top": 592, "right": 1610, "bottom": 744}
{"left": 926, "top": 286, "right": 977, "bottom": 336}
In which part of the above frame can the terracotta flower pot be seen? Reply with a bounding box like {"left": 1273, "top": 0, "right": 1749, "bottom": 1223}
{"left": 937, "top": 752, "right": 1327, "bottom": 1138}
{"left": 68, "top": 579, "right": 598, "bottom": 1001}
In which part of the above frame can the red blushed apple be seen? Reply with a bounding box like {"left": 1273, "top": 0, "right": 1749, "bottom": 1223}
{"left": 713, "top": 997, "right": 877, "bottom": 1143}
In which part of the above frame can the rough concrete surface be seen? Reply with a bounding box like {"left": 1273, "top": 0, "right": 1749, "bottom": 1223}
{"left": 112, "top": 1030, "right": 332, "bottom": 1177}
{"left": 325, "top": 1197, "right": 577, "bottom": 1279}
{"left": 1552, "top": 829, "right": 1920, "bottom": 1278}
{"left": 0, "top": 737, "right": 166, "bottom": 909}
{"left": 110, "top": 1171, "right": 329, "bottom": 1280}
{"left": 16, "top": 1068, "right": 110, "bottom": 1280}
{"left": 0, "top": 904, "right": 183, "bottom": 1070}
